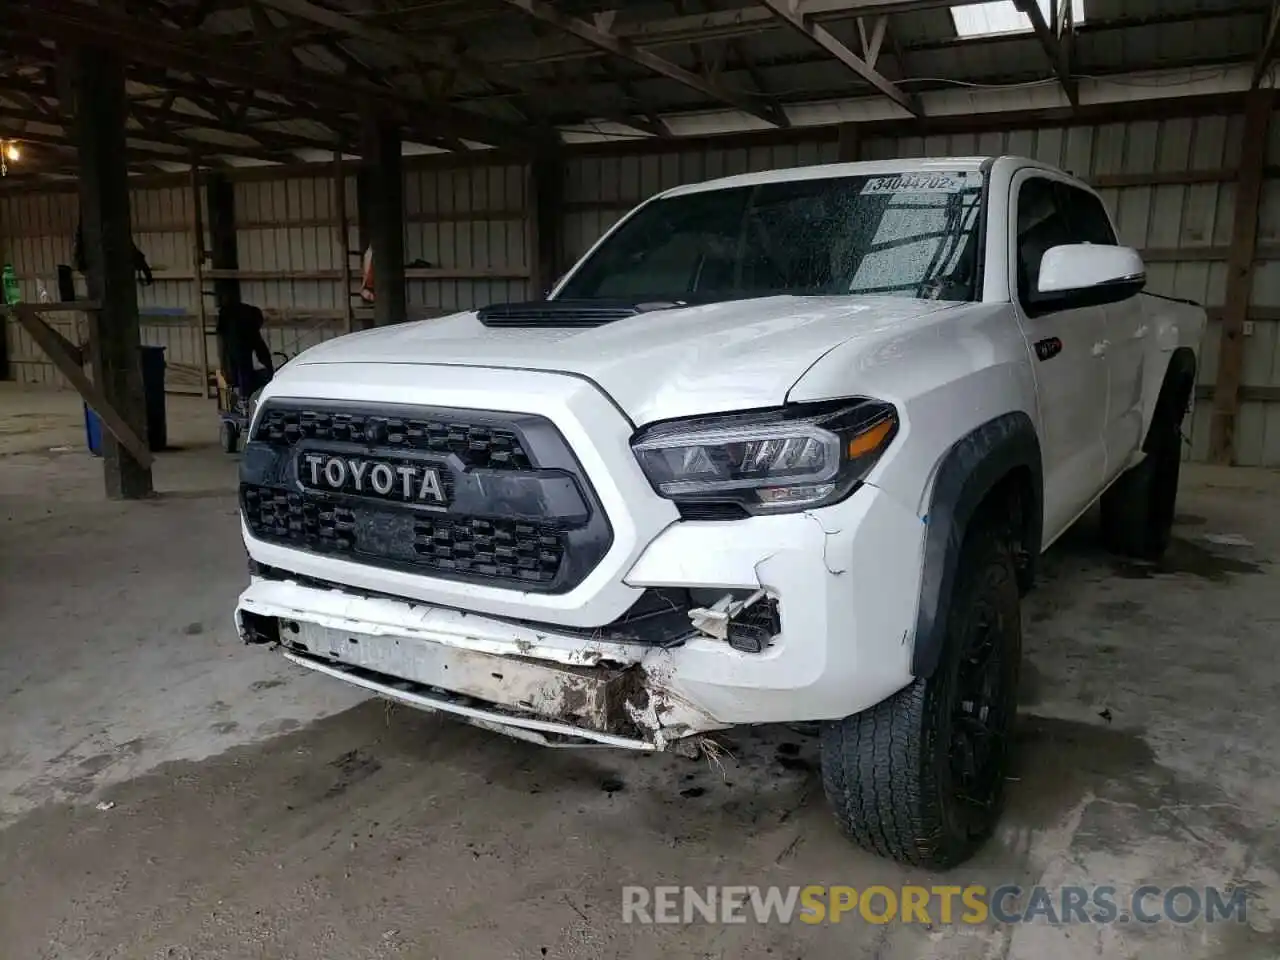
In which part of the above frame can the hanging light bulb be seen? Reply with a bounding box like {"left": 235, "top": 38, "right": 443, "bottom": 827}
{"left": 4, "top": 142, "right": 19, "bottom": 162}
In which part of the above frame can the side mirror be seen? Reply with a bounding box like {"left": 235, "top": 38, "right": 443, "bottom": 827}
{"left": 1035, "top": 244, "right": 1145, "bottom": 309}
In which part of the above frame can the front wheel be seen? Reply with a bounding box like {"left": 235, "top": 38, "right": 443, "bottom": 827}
{"left": 819, "top": 513, "right": 1022, "bottom": 868}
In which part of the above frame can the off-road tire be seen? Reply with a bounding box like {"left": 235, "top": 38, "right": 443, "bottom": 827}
{"left": 220, "top": 420, "right": 239, "bottom": 455}
{"left": 819, "top": 512, "right": 1022, "bottom": 868}
{"left": 1100, "top": 404, "right": 1184, "bottom": 562}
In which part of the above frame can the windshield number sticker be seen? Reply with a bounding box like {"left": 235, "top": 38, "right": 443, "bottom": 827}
{"left": 861, "top": 173, "right": 974, "bottom": 195}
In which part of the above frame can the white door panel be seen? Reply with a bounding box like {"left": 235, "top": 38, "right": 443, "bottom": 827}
{"left": 1009, "top": 172, "right": 1110, "bottom": 545}
{"left": 1023, "top": 309, "right": 1111, "bottom": 539}
{"left": 1102, "top": 299, "right": 1149, "bottom": 478}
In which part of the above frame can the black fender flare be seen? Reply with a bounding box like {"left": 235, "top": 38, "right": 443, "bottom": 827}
{"left": 912, "top": 412, "right": 1043, "bottom": 678}
{"left": 1145, "top": 346, "right": 1197, "bottom": 451}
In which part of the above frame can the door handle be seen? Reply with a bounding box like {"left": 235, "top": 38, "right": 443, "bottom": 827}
{"left": 1092, "top": 340, "right": 1110, "bottom": 357}
{"left": 1133, "top": 325, "right": 1149, "bottom": 339}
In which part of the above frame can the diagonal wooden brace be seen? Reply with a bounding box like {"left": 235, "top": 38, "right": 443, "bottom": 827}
{"left": 11, "top": 302, "right": 155, "bottom": 469}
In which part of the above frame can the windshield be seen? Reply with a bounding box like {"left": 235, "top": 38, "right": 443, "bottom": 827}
{"left": 556, "top": 170, "right": 985, "bottom": 305}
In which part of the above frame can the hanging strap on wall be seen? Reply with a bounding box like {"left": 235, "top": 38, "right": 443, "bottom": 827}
{"left": 73, "top": 222, "right": 155, "bottom": 287}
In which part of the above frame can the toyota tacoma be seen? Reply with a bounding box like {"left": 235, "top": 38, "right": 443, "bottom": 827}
{"left": 236, "top": 157, "right": 1205, "bottom": 867}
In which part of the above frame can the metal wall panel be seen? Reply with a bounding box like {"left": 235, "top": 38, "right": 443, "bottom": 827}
{"left": 0, "top": 191, "right": 79, "bottom": 301}
{"left": 235, "top": 174, "right": 343, "bottom": 314}
{"left": 403, "top": 162, "right": 531, "bottom": 312}
{"left": 0, "top": 185, "right": 207, "bottom": 394}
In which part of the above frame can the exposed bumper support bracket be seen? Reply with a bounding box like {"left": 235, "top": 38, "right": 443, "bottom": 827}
{"left": 284, "top": 651, "right": 662, "bottom": 750}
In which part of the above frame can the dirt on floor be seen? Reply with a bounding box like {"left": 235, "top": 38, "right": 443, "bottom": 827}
{"left": 1, "top": 383, "right": 1279, "bottom": 959}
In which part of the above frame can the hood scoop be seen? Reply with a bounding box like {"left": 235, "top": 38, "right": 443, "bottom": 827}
{"left": 477, "top": 299, "right": 682, "bottom": 328}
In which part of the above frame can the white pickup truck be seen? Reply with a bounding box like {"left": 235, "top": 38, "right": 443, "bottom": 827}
{"left": 236, "top": 156, "right": 1205, "bottom": 867}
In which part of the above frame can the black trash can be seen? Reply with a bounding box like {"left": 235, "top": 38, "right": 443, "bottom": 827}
{"left": 84, "top": 345, "right": 168, "bottom": 455}
{"left": 139, "top": 345, "right": 167, "bottom": 452}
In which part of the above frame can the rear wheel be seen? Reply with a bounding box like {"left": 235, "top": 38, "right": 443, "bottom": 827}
{"left": 819, "top": 510, "right": 1022, "bottom": 868}
{"left": 1100, "top": 395, "right": 1186, "bottom": 561}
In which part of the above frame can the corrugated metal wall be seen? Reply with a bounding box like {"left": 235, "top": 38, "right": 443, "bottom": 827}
{"left": 0, "top": 185, "right": 212, "bottom": 393}
{"left": 5, "top": 114, "right": 1280, "bottom": 463}
{"left": 403, "top": 163, "right": 532, "bottom": 312}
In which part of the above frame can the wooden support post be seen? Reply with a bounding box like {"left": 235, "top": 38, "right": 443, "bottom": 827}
{"left": 13, "top": 303, "right": 153, "bottom": 469}
{"left": 359, "top": 116, "right": 405, "bottom": 327}
{"left": 189, "top": 161, "right": 211, "bottom": 397}
{"left": 334, "top": 150, "right": 354, "bottom": 334}
{"left": 1208, "top": 89, "right": 1272, "bottom": 465}
{"left": 204, "top": 172, "right": 240, "bottom": 307}
{"left": 530, "top": 151, "right": 564, "bottom": 298}
{"left": 837, "top": 122, "right": 861, "bottom": 162}
{"left": 68, "top": 44, "right": 153, "bottom": 499}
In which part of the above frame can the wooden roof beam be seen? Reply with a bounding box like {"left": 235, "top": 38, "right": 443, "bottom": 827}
{"left": 758, "top": 0, "right": 921, "bottom": 116}
{"left": 500, "top": 0, "right": 789, "bottom": 128}
{"left": 8, "top": 0, "right": 532, "bottom": 150}
{"left": 1253, "top": 0, "right": 1280, "bottom": 89}
{"left": 0, "top": 84, "right": 336, "bottom": 162}
{"left": 478, "top": 0, "right": 993, "bottom": 68}
{"left": 1013, "top": 0, "right": 1078, "bottom": 107}
{"left": 0, "top": 120, "right": 211, "bottom": 169}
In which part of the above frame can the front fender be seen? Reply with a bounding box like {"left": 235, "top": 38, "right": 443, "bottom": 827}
{"left": 912, "top": 412, "right": 1043, "bottom": 677}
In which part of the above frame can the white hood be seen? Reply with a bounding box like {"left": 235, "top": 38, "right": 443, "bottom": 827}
{"left": 292, "top": 295, "right": 962, "bottom": 425}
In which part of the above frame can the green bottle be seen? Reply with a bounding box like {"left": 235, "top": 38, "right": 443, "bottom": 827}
{"left": 2, "top": 264, "right": 20, "bottom": 306}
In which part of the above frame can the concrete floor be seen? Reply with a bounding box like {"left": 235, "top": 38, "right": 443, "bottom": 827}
{"left": 1, "top": 382, "right": 1278, "bottom": 960}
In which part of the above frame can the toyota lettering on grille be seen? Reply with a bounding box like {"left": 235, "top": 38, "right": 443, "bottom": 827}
{"left": 299, "top": 453, "right": 447, "bottom": 505}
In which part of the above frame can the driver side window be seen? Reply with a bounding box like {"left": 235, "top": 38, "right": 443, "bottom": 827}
{"left": 1016, "top": 178, "right": 1120, "bottom": 308}
{"left": 1015, "top": 178, "right": 1072, "bottom": 305}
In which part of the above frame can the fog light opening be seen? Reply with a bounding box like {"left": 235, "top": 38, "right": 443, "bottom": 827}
{"left": 688, "top": 589, "right": 780, "bottom": 653}
{"left": 240, "top": 611, "right": 281, "bottom": 646}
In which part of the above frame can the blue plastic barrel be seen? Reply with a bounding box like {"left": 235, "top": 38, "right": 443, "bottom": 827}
{"left": 82, "top": 345, "right": 168, "bottom": 455}
{"left": 84, "top": 403, "right": 103, "bottom": 456}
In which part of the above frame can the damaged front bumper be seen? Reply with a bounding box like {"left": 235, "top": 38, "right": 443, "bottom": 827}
{"left": 237, "top": 483, "right": 926, "bottom": 751}
{"left": 237, "top": 579, "right": 716, "bottom": 750}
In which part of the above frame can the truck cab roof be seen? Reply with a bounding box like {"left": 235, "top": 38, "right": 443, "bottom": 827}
{"left": 661, "top": 156, "right": 1088, "bottom": 199}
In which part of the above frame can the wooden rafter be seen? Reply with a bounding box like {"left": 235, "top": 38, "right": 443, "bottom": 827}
{"left": 758, "top": 0, "right": 920, "bottom": 116}
{"left": 8, "top": 0, "right": 532, "bottom": 149}
{"left": 501, "top": 0, "right": 789, "bottom": 128}
{"left": 1013, "top": 0, "right": 1078, "bottom": 106}
{"left": 1253, "top": 0, "right": 1280, "bottom": 89}
{"left": 0, "top": 77, "right": 349, "bottom": 161}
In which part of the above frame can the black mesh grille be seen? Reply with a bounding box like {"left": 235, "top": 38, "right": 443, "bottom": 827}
{"left": 253, "top": 408, "right": 531, "bottom": 471}
{"left": 677, "top": 501, "right": 751, "bottom": 521}
{"left": 241, "top": 401, "right": 611, "bottom": 593}
{"left": 242, "top": 486, "right": 357, "bottom": 551}
{"left": 242, "top": 485, "right": 567, "bottom": 585}
{"left": 412, "top": 516, "right": 564, "bottom": 584}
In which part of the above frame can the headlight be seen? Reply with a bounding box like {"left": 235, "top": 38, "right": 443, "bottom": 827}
{"left": 631, "top": 400, "right": 897, "bottom": 515}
